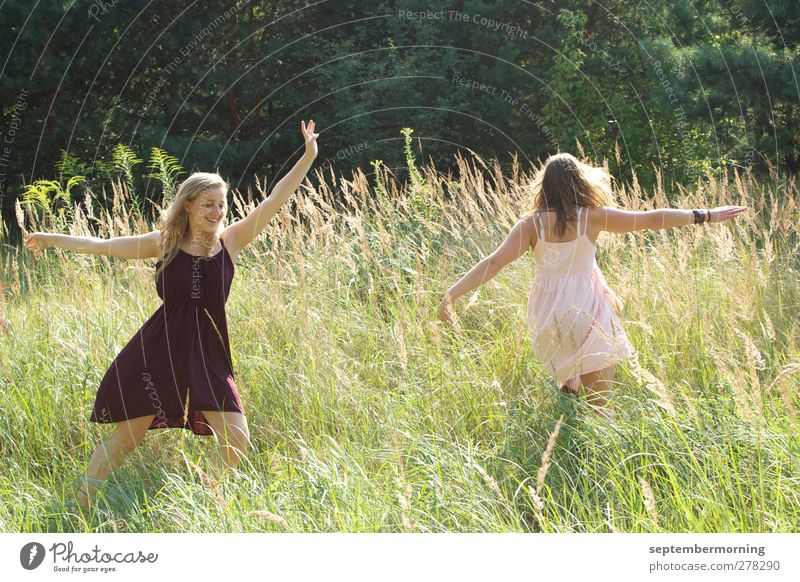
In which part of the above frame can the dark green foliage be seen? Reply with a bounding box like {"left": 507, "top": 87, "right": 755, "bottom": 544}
{"left": 1, "top": 0, "right": 798, "bottom": 242}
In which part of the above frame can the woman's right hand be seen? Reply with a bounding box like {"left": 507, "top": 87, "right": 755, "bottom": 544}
{"left": 23, "top": 232, "right": 50, "bottom": 255}
{"left": 709, "top": 205, "right": 747, "bottom": 223}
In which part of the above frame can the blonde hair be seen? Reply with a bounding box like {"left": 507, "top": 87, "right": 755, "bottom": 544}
{"left": 529, "top": 153, "right": 615, "bottom": 237}
{"left": 154, "top": 172, "right": 228, "bottom": 279}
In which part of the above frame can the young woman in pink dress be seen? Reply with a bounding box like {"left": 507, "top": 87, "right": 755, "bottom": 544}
{"left": 24, "top": 120, "right": 319, "bottom": 512}
{"left": 439, "top": 152, "right": 746, "bottom": 413}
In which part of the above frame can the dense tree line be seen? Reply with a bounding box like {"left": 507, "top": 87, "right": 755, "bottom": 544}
{"left": 1, "top": 0, "right": 797, "bottom": 242}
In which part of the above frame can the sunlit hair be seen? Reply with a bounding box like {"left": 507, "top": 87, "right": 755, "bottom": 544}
{"left": 154, "top": 172, "right": 228, "bottom": 279}
{"left": 529, "top": 153, "right": 615, "bottom": 237}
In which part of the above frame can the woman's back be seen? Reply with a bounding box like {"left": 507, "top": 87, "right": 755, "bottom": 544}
{"left": 527, "top": 204, "right": 632, "bottom": 392}
{"left": 532, "top": 206, "right": 597, "bottom": 277}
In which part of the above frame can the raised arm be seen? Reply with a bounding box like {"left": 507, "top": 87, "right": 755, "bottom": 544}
{"left": 23, "top": 230, "right": 163, "bottom": 259}
{"left": 439, "top": 217, "right": 534, "bottom": 322}
{"left": 596, "top": 205, "right": 746, "bottom": 233}
{"left": 223, "top": 119, "right": 319, "bottom": 257}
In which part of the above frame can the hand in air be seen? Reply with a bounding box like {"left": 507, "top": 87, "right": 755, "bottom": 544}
{"left": 709, "top": 205, "right": 747, "bottom": 222}
{"left": 301, "top": 119, "right": 319, "bottom": 160}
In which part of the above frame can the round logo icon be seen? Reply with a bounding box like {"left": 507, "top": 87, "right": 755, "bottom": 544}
{"left": 20, "top": 542, "right": 46, "bottom": 570}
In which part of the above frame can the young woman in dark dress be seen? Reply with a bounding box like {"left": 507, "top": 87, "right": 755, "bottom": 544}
{"left": 24, "top": 120, "right": 319, "bottom": 512}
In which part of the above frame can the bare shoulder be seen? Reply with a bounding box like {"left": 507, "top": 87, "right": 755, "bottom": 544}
{"left": 516, "top": 213, "right": 536, "bottom": 232}
{"left": 517, "top": 213, "right": 538, "bottom": 247}
{"left": 146, "top": 229, "right": 164, "bottom": 245}
{"left": 586, "top": 206, "right": 610, "bottom": 221}
{"left": 220, "top": 226, "right": 241, "bottom": 263}
{"left": 142, "top": 229, "right": 166, "bottom": 253}
{"left": 585, "top": 206, "right": 609, "bottom": 242}
{"left": 143, "top": 229, "right": 165, "bottom": 257}
{"left": 518, "top": 213, "right": 536, "bottom": 229}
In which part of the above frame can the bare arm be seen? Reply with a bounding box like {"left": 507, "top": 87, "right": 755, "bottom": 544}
{"left": 596, "top": 205, "right": 746, "bottom": 233}
{"left": 441, "top": 217, "right": 534, "bottom": 314}
{"left": 223, "top": 120, "right": 319, "bottom": 256}
{"left": 24, "top": 230, "right": 163, "bottom": 259}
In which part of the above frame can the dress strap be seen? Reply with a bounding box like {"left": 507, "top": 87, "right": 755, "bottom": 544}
{"left": 582, "top": 207, "right": 589, "bottom": 236}
{"left": 577, "top": 207, "right": 584, "bottom": 236}
{"left": 535, "top": 212, "right": 546, "bottom": 241}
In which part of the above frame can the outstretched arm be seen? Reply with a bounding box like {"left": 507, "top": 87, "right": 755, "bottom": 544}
{"left": 439, "top": 217, "right": 534, "bottom": 323}
{"left": 597, "top": 205, "right": 746, "bottom": 233}
{"left": 223, "top": 120, "right": 319, "bottom": 257}
{"left": 23, "top": 230, "right": 163, "bottom": 259}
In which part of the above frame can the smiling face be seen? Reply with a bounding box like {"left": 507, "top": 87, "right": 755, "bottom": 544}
{"left": 183, "top": 187, "right": 227, "bottom": 236}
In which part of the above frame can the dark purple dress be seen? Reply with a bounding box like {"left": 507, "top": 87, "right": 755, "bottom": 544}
{"left": 90, "top": 237, "right": 244, "bottom": 435}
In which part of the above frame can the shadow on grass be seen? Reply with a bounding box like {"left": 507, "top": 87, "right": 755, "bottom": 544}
{"left": 37, "top": 461, "right": 171, "bottom": 533}
{"left": 496, "top": 380, "right": 621, "bottom": 533}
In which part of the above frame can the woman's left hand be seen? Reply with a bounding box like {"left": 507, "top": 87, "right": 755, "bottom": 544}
{"left": 438, "top": 295, "right": 457, "bottom": 325}
{"left": 301, "top": 119, "right": 319, "bottom": 159}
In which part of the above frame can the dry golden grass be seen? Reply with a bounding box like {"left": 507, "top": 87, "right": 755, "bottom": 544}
{"left": 1, "top": 153, "right": 798, "bottom": 533}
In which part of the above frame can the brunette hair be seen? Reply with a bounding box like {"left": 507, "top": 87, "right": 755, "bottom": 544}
{"left": 529, "top": 153, "right": 615, "bottom": 237}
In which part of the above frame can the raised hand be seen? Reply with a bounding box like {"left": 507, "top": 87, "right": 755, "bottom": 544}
{"left": 23, "top": 232, "right": 50, "bottom": 255}
{"left": 301, "top": 119, "right": 319, "bottom": 159}
{"left": 709, "top": 205, "right": 747, "bottom": 223}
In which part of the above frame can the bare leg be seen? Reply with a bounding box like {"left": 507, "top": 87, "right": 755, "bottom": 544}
{"left": 579, "top": 364, "right": 617, "bottom": 411}
{"left": 199, "top": 411, "right": 251, "bottom": 473}
{"left": 76, "top": 414, "right": 155, "bottom": 511}
{"left": 560, "top": 375, "right": 580, "bottom": 395}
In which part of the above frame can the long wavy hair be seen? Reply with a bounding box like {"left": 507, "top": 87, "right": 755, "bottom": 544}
{"left": 529, "top": 153, "right": 615, "bottom": 237}
{"left": 154, "top": 172, "right": 228, "bottom": 279}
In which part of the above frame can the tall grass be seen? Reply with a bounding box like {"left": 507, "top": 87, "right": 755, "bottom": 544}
{"left": 0, "top": 153, "right": 798, "bottom": 532}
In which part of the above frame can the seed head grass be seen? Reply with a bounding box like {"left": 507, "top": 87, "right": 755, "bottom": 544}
{"left": 1, "top": 155, "right": 798, "bottom": 532}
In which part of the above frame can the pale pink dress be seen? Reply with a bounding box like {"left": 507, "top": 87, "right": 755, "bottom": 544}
{"left": 527, "top": 206, "right": 633, "bottom": 392}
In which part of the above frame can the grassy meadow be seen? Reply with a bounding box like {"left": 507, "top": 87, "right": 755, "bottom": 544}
{"left": 0, "top": 154, "right": 799, "bottom": 533}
